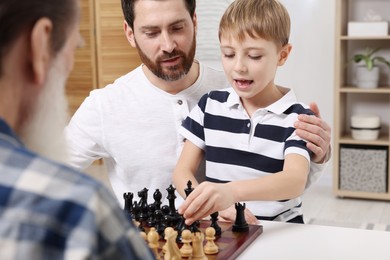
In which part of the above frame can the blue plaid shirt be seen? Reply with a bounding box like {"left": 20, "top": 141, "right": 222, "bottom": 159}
{"left": 0, "top": 118, "right": 154, "bottom": 259}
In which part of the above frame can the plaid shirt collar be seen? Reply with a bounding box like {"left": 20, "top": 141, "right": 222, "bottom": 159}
{"left": 0, "top": 117, "right": 24, "bottom": 148}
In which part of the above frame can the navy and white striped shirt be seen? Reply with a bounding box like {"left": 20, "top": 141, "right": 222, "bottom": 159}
{"left": 180, "top": 87, "right": 314, "bottom": 221}
{"left": 0, "top": 118, "right": 154, "bottom": 259}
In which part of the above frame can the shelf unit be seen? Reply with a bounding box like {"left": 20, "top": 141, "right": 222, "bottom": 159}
{"left": 333, "top": 0, "right": 390, "bottom": 200}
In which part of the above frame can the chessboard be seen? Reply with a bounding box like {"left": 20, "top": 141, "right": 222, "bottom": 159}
{"left": 144, "top": 220, "right": 263, "bottom": 260}
{"left": 124, "top": 183, "right": 263, "bottom": 259}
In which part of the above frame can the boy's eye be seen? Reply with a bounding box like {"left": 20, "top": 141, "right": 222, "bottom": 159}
{"left": 249, "top": 55, "right": 262, "bottom": 60}
{"left": 223, "top": 54, "right": 235, "bottom": 58}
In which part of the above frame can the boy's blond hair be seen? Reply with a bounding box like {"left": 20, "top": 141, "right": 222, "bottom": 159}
{"left": 219, "top": 0, "right": 290, "bottom": 48}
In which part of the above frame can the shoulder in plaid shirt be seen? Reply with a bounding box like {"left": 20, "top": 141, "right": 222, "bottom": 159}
{"left": 0, "top": 119, "right": 154, "bottom": 259}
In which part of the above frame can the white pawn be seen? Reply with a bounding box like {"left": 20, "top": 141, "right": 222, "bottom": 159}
{"left": 204, "top": 227, "right": 218, "bottom": 254}
{"left": 180, "top": 229, "right": 193, "bottom": 258}
{"left": 162, "top": 227, "right": 174, "bottom": 254}
{"left": 147, "top": 227, "right": 161, "bottom": 260}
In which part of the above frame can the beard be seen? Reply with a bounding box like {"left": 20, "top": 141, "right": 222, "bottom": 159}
{"left": 136, "top": 34, "right": 196, "bottom": 81}
{"left": 19, "top": 58, "right": 70, "bottom": 164}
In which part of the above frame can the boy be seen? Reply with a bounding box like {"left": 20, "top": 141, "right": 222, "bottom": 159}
{"left": 173, "top": 0, "right": 313, "bottom": 225}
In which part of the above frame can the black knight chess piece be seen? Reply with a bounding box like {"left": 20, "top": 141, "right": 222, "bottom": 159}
{"left": 232, "top": 202, "right": 249, "bottom": 232}
{"left": 138, "top": 188, "right": 149, "bottom": 222}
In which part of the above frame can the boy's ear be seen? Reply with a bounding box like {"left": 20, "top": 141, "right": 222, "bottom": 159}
{"left": 30, "top": 17, "right": 53, "bottom": 86}
{"left": 124, "top": 20, "right": 136, "bottom": 48}
{"left": 278, "top": 44, "right": 292, "bottom": 66}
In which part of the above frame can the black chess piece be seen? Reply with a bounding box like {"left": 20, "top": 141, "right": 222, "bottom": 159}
{"left": 138, "top": 188, "right": 149, "bottom": 222}
{"left": 147, "top": 203, "right": 156, "bottom": 227}
{"left": 166, "top": 185, "right": 177, "bottom": 217}
{"left": 154, "top": 209, "right": 165, "bottom": 237}
{"left": 132, "top": 200, "right": 140, "bottom": 221}
{"left": 175, "top": 215, "right": 187, "bottom": 243}
{"left": 210, "top": 211, "right": 222, "bottom": 236}
{"left": 123, "top": 192, "right": 133, "bottom": 221}
{"left": 184, "top": 180, "right": 194, "bottom": 197}
{"left": 232, "top": 202, "right": 249, "bottom": 232}
{"left": 153, "top": 189, "right": 162, "bottom": 210}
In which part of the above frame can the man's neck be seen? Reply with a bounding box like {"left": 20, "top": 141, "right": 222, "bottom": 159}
{"left": 142, "top": 61, "right": 200, "bottom": 95}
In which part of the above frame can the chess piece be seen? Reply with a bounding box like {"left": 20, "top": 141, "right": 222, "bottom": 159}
{"left": 180, "top": 229, "right": 193, "bottom": 258}
{"left": 166, "top": 185, "right": 177, "bottom": 217}
{"left": 204, "top": 227, "right": 218, "bottom": 254}
{"left": 164, "top": 230, "right": 181, "bottom": 260}
{"left": 132, "top": 200, "right": 140, "bottom": 221}
{"left": 147, "top": 203, "right": 156, "bottom": 227}
{"left": 190, "top": 232, "right": 207, "bottom": 260}
{"left": 184, "top": 180, "right": 194, "bottom": 197}
{"left": 210, "top": 212, "right": 222, "bottom": 236}
{"left": 138, "top": 188, "right": 149, "bottom": 222}
{"left": 162, "top": 227, "right": 174, "bottom": 254}
{"left": 123, "top": 192, "right": 133, "bottom": 221}
{"left": 232, "top": 202, "right": 249, "bottom": 232}
{"left": 175, "top": 215, "right": 186, "bottom": 243}
{"left": 154, "top": 209, "right": 165, "bottom": 237}
{"left": 148, "top": 227, "right": 161, "bottom": 260}
{"left": 153, "top": 189, "right": 162, "bottom": 210}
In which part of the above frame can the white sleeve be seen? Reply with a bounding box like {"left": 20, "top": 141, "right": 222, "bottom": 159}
{"left": 305, "top": 161, "right": 328, "bottom": 189}
{"left": 65, "top": 92, "right": 109, "bottom": 170}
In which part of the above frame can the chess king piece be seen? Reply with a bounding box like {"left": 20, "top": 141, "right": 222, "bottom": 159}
{"left": 180, "top": 229, "right": 193, "bottom": 258}
{"left": 232, "top": 202, "right": 249, "bottom": 232}
{"left": 147, "top": 227, "right": 161, "bottom": 260}
{"left": 204, "top": 227, "right": 218, "bottom": 255}
{"left": 190, "top": 232, "right": 207, "bottom": 260}
{"left": 164, "top": 230, "right": 181, "bottom": 260}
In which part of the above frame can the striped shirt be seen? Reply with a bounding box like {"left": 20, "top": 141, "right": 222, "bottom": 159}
{"left": 0, "top": 118, "right": 154, "bottom": 259}
{"left": 180, "top": 87, "right": 314, "bottom": 221}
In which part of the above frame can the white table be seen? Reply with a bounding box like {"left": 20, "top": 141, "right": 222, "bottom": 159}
{"left": 238, "top": 221, "right": 390, "bottom": 260}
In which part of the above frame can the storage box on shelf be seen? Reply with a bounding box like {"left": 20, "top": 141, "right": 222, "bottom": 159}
{"left": 334, "top": 0, "right": 390, "bottom": 200}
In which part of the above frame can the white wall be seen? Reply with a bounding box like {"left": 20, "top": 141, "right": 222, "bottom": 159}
{"left": 195, "top": 0, "right": 336, "bottom": 178}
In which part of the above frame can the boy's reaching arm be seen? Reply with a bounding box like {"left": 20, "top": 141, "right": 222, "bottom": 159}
{"left": 178, "top": 153, "right": 309, "bottom": 225}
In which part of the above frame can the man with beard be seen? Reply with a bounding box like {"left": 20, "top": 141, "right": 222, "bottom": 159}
{"left": 0, "top": 0, "right": 154, "bottom": 258}
{"left": 66, "top": 0, "right": 331, "bottom": 217}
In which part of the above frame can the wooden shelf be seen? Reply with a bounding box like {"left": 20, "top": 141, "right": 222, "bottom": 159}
{"left": 338, "top": 134, "right": 389, "bottom": 146}
{"left": 340, "top": 36, "right": 390, "bottom": 40}
{"left": 334, "top": 0, "right": 390, "bottom": 201}
{"left": 339, "top": 86, "right": 390, "bottom": 93}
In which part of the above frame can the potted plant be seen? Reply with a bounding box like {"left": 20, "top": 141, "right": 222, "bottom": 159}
{"left": 351, "top": 47, "right": 390, "bottom": 88}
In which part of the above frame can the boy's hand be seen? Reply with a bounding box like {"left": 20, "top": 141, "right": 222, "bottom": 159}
{"left": 294, "top": 102, "right": 331, "bottom": 163}
{"left": 178, "top": 182, "right": 236, "bottom": 225}
{"left": 219, "top": 205, "right": 259, "bottom": 225}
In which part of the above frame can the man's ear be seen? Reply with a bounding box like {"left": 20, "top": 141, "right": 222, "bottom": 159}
{"left": 30, "top": 17, "right": 53, "bottom": 86}
{"left": 278, "top": 44, "right": 292, "bottom": 66}
{"left": 193, "top": 12, "right": 198, "bottom": 33}
{"left": 124, "top": 20, "right": 136, "bottom": 48}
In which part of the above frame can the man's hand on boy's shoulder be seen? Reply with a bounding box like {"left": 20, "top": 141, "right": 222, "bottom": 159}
{"left": 294, "top": 102, "right": 331, "bottom": 164}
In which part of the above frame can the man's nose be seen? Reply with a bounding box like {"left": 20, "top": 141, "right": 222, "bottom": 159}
{"left": 160, "top": 32, "right": 176, "bottom": 53}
